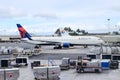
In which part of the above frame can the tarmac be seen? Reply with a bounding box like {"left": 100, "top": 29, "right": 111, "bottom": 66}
{"left": 0, "top": 42, "right": 120, "bottom": 80}
{"left": 18, "top": 59, "right": 120, "bottom": 80}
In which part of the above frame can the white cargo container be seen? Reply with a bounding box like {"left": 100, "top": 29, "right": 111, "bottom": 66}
{"left": 5, "top": 68, "right": 19, "bottom": 80}
{"left": 102, "top": 35, "right": 120, "bottom": 43}
{"left": 61, "top": 58, "right": 70, "bottom": 65}
{"left": 48, "top": 66, "right": 60, "bottom": 79}
{"left": 33, "top": 67, "right": 47, "bottom": 79}
{"left": 1, "top": 46, "right": 6, "bottom": 51}
{"left": 15, "top": 47, "right": 24, "bottom": 53}
{"left": 111, "top": 47, "right": 119, "bottom": 54}
{"left": 33, "top": 66, "right": 60, "bottom": 80}
{"left": 0, "top": 68, "right": 19, "bottom": 80}
{"left": 0, "top": 69, "right": 4, "bottom": 80}
{"left": 90, "top": 46, "right": 120, "bottom": 54}
{"left": 60, "top": 58, "right": 70, "bottom": 70}
{"left": 116, "top": 47, "right": 120, "bottom": 53}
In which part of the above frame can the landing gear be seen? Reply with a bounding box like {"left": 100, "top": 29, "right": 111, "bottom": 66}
{"left": 34, "top": 45, "right": 41, "bottom": 49}
{"left": 54, "top": 45, "right": 62, "bottom": 49}
{"left": 84, "top": 45, "right": 88, "bottom": 48}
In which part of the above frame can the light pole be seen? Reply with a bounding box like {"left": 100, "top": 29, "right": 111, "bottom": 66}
{"left": 107, "top": 19, "right": 110, "bottom": 34}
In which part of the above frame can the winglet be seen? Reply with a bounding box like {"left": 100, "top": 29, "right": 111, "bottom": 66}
{"left": 17, "top": 24, "right": 32, "bottom": 40}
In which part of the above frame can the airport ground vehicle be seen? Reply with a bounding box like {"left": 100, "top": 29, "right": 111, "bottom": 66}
{"left": 76, "top": 56, "right": 102, "bottom": 73}
{"left": 60, "top": 58, "right": 77, "bottom": 70}
{"left": 76, "top": 56, "right": 119, "bottom": 73}
{"left": 59, "top": 58, "right": 70, "bottom": 70}
{"left": 13, "top": 56, "right": 28, "bottom": 67}
{"left": 76, "top": 60, "right": 102, "bottom": 73}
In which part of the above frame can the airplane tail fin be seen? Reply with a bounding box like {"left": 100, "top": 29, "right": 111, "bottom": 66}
{"left": 17, "top": 24, "right": 32, "bottom": 40}
{"left": 59, "top": 28, "right": 70, "bottom": 37}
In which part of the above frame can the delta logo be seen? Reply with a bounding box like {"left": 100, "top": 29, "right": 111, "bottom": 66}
{"left": 61, "top": 30, "right": 65, "bottom": 34}
{"left": 18, "top": 27, "right": 26, "bottom": 38}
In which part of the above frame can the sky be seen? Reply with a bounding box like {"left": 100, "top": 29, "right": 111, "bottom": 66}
{"left": 0, "top": 0, "right": 120, "bottom": 35}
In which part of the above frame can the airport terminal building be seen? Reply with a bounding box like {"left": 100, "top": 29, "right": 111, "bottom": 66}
{"left": 0, "top": 35, "right": 20, "bottom": 42}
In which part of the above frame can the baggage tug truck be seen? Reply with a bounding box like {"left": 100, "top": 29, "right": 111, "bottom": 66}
{"left": 76, "top": 59, "right": 102, "bottom": 73}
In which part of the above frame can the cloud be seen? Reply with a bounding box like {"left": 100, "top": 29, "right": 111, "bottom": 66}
{"left": 0, "top": 28, "right": 18, "bottom": 35}
{"left": 0, "top": 0, "right": 120, "bottom": 34}
{"left": 0, "top": 7, "right": 27, "bottom": 19}
{"left": 33, "top": 12, "right": 58, "bottom": 20}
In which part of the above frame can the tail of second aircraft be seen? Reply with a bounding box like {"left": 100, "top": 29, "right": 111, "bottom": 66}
{"left": 59, "top": 28, "right": 70, "bottom": 37}
{"left": 17, "top": 24, "right": 32, "bottom": 40}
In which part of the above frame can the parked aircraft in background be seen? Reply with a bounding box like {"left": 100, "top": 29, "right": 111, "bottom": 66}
{"left": 17, "top": 24, "right": 104, "bottom": 49}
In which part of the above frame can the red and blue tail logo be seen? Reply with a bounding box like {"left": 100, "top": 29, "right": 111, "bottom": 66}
{"left": 17, "top": 24, "right": 32, "bottom": 40}
{"left": 60, "top": 30, "right": 65, "bottom": 34}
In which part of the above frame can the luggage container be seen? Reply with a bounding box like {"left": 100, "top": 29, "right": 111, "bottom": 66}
{"left": 110, "top": 60, "right": 119, "bottom": 69}
{"left": 111, "top": 47, "right": 119, "bottom": 54}
{"left": 60, "top": 58, "right": 70, "bottom": 70}
{"left": 89, "top": 47, "right": 100, "bottom": 54}
{"left": 116, "top": 47, "right": 120, "bottom": 54}
{"left": 5, "top": 68, "right": 19, "bottom": 80}
{"left": 100, "top": 60, "right": 110, "bottom": 70}
{"left": 33, "top": 67, "right": 47, "bottom": 80}
{"left": 89, "top": 46, "right": 113, "bottom": 54}
{"left": 61, "top": 58, "right": 70, "bottom": 65}
{"left": 15, "top": 47, "right": 24, "bottom": 53}
{"left": 0, "top": 59, "right": 11, "bottom": 68}
{"left": 0, "top": 68, "right": 19, "bottom": 80}
{"left": 48, "top": 66, "right": 60, "bottom": 80}
{"left": 33, "top": 66, "right": 60, "bottom": 80}
{"left": 0, "top": 69, "right": 4, "bottom": 80}
{"left": 31, "top": 61, "right": 41, "bottom": 69}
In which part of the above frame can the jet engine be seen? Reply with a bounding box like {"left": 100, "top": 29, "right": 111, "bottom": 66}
{"left": 62, "top": 43, "right": 70, "bottom": 48}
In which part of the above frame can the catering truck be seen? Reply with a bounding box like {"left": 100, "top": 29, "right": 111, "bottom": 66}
{"left": 76, "top": 58, "right": 102, "bottom": 73}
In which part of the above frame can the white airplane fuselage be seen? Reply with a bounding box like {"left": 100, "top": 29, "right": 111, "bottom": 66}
{"left": 30, "top": 36, "right": 104, "bottom": 45}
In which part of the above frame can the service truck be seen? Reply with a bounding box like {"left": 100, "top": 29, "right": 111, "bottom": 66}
{"left": 76, "top": 59, "right": 102, "bottom": 73}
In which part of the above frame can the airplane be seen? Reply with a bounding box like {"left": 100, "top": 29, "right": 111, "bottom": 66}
{"left": 17, "top": 24, "right": 105, "bottom": 49}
